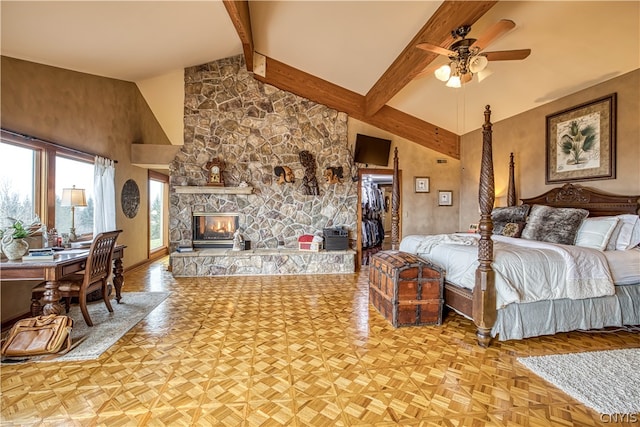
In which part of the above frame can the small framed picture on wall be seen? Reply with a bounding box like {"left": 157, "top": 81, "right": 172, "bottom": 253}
{"left": 414, "top": 177, "right": 430, "bottom": 193}
{"left": 438, "top": 190, "right": 453, "bottom": 206}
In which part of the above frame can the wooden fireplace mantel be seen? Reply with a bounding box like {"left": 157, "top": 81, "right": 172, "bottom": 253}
{"left": 174, "top": 186, "right": 254, "bottom": 195}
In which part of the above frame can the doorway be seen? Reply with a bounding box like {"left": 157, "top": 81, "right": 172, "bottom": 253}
{"left": 356, "top": 168, "right": 401, "bottom": 269}
{"left": 148, "top": 171, "right": 169, "bottom": 258}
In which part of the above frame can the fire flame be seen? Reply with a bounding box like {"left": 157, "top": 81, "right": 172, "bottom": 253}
{"left": 208, "top": 219, "right": 235, "bottom": 233}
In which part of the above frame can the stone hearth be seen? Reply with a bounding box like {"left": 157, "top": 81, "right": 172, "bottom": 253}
{"left": 172, "top": 248, "right": 355, "bottom": 276}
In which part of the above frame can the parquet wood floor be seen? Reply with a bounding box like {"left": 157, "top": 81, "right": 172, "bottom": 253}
{"left": 1, "top": 257, "right": 638, "bottom": 426}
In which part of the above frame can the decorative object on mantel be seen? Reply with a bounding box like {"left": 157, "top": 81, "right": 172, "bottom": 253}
{"left": 232, "top": 230, "right": 245, "bottom": 251}
{"left": 299, "top": 150, "right": 319, "bottom": 195}
{"left": 206, "top": 158, "right": 225, "bottom": 187}
{"left": 274, "top": 166, "right": 294, "bottom": 185}
{"left": 298, "top": 234, "right": 323, "bottom": 252}
{"left": 121, "top": 179, "right": 140, "bottom": 219}
{"left": 324, "top": 167, "right": 344, "bottom": 184}
{"left": 0, "top": 216, "right": 41, "bottom": 260}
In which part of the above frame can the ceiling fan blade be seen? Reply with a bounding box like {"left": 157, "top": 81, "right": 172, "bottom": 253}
{"left": 471, "top": 19, "right": 516, "bottom": 51}
{"left": 416, "top": 42, "right": 455, "bottom": 57}
{"left": 484, "top": 49, "right": 531, "bottom": 61}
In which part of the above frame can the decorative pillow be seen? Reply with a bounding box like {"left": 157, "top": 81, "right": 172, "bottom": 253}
{"left": 501, "top": 222, "right": 526, "bottom": 238}
{"left": 521, "top": 205, "right": 589, "bottom": 245}
{"left": 492, "top": 205, "right": 530, "bottom": 236}
{"left": 493, "top": 222, "right": 507, "bottom": 235}
{"left": 492, "top": 205, "right": 531, "bottom": 223}
{"left": 605, "top": 214, "right": 640, "bottom": 251}
{"left": 575, "top": 217, "right": 620, "bottom": 250}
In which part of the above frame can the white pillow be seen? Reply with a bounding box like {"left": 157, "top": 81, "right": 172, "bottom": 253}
{"left": 627, "top": 218, "right": 640, "bottom": 250}
{"left": 605, "top": 214, "right": 640, "bottom": 251}
{"left": 575, "top": 217, "right": 620, "bottom": 250}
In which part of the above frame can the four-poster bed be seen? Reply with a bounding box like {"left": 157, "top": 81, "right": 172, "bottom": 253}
{"left": 389, "top": 105, "right": 640, "bottom": 346}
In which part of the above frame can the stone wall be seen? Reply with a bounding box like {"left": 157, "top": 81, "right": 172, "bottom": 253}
{"left": 169, "top": 55, "right": 357, "bottom": 250}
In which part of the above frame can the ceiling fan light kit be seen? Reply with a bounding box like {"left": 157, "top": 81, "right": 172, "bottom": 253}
{"left": 416, "top": 19, "right": 531, "bottom": 88}
{"left": 435, "top": 64, "right": 452, "bottom": 82}
{"left": 468, "top": 55, "right": 489, "bottom": 73}
{"left": 445, "top": 75, "right": 462, "bottom": 89}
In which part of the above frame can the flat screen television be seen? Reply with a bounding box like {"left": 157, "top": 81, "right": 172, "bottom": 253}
{"left": 353, "top": 134, "right": 392, "bottom": 166}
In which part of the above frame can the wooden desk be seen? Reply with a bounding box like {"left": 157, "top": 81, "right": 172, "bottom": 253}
{"left": 0, "top": 245, "right": 125, "bottom": 315}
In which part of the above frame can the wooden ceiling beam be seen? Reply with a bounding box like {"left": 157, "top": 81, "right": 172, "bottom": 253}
{"left": 360, "top": 106, "right": 459, "bottom": 159}
{"left": 223, "top": 0, "right": 461, "bottom": 158}
{"left": 222, "top": 0, "right": 254, "bottom": 71}
{"left": 255, "top": 57, "right": 364, "bottom": 115}
{"left": 253, "top": 57, "right": 459, "bottom": 159}
{"left": 364, "top": 0, "right": 498, "bottom": 117}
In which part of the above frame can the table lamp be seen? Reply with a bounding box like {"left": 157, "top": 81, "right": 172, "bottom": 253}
{"left": 61, "top": 185, "right": 87, "bottom": 241}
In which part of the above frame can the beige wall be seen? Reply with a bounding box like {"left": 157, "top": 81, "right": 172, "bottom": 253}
{"left": 136, "top": 70, "right": 185, "bottom": 146}
{"left": 349, "top": 118, "right": 461, "bottom": 237}
{"left": 459, "top": 69, "right": 640, "bottom": 231}
{"left": 1, "top": 56, "right": 171, "bottom": 322}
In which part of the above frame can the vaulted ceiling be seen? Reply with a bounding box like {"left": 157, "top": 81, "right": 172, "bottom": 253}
{"left": 2, "top": 1, "right": 638, "bottom": 159}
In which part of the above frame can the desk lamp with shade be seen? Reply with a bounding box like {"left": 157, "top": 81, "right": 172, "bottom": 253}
{"left": 61, "top": 185, "right": 87, "bottom": 241}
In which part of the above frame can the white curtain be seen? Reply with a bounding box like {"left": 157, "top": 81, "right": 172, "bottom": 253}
{"left": 93, "top": 156, "right": 116, "bottom": 234}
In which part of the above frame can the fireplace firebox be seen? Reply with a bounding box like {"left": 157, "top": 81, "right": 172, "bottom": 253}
{"left": 193, "top": 212, "right": 239, "bottom": 248}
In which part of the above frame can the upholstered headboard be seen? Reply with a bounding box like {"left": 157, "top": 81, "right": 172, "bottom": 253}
{"left": 520, "top": 183, "right": 640, "bottom": 217}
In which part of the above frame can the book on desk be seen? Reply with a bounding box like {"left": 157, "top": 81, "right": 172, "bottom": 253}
{"left": 22, "top": 249, "right": 56, "bottom": 261}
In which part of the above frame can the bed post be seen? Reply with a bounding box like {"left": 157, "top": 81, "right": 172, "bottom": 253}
{"left": 473, "top": 105, "right": 497, "bottom": 347}
{"left": 391, "top": 147, "right": 400, "bottom": 250}
{"left": 507, "top": 152, "right": 516, "bottom": 207}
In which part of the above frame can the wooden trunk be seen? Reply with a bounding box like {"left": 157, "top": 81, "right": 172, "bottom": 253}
{"left": 369, "top": 250, "right": 444, "bottom": 327}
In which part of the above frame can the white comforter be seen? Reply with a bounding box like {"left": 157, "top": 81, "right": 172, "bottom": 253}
{"left": 399, "top": 234, "right": 615, "bottom": 309}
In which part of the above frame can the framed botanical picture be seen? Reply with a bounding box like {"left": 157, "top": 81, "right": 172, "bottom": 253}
{"left": 438, "top": 190, "right": 453, "bottom": 206}
{"left": 546, "top": 93, "right": 616, "bottom": 183}
{"left": 414, "top": 177, "right": 430, "bottom": 193}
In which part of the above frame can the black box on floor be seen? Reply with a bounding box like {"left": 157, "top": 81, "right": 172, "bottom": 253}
{"left": 323, "top": 227, "right": 349, "bottom": 251}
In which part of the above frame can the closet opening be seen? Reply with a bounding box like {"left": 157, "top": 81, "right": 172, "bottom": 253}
{"left": 357, "top": 168, "right": 401, "bottom": 270}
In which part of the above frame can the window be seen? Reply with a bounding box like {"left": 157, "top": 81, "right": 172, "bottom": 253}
{"left": 1, "top": 130, "right": 95, "bottom": 238}
{"left": 0, "top": 141, "right": 40, "bottom": 225}
{"left": 55, "top": 156, "right": 94, "bottom": 238}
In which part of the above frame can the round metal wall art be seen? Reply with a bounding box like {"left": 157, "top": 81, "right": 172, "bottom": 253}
{"left": 121, "top": 179, "right": 140, "bottom": 219}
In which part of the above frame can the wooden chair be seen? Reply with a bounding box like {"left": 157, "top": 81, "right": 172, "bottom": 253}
{"left": 31, "top": 230, "right": 122, "bottom": 326}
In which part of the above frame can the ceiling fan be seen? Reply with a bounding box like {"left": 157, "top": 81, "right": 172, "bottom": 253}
{"left": 416, "top": 19, "right": 531, "bottom": 87}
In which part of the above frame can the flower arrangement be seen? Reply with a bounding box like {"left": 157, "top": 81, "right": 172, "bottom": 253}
{"left": 0, "top": 216, "right": 42, "bottom": 240}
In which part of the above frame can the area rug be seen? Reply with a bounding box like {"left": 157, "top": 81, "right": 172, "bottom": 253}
{"left": 518, "top": 348, "right": 640, "bottom": 415}
{"left": 4, "top": 292, "right": 169, "bottom": 363}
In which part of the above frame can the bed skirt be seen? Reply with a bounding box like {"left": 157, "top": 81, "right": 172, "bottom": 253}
{"left": 493, "top": 284, "right": 640, "bottom": 341}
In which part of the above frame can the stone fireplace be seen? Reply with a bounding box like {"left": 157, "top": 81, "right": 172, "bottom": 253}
{"left": 169, "top": 55, "right": 358, "bottom": 275}
{"left": 169, "top": 55, "right": 358, "bottom": 255}
{"left": 192, "top": 212, "right": 239, "bottom": 248}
